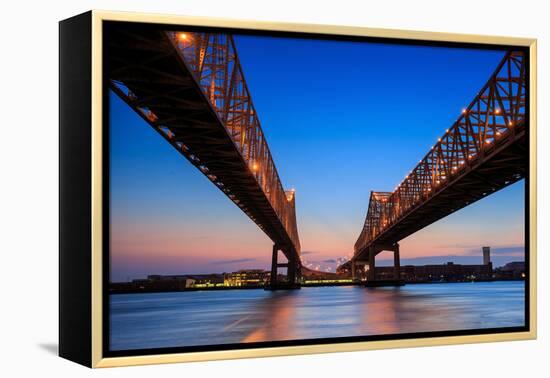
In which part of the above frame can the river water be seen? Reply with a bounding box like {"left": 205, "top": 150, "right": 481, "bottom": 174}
{"left": 109, "top": 281, "right": 525, "bottom": 351}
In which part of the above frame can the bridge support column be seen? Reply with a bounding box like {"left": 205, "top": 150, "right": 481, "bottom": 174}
{"left": 351, "top": 260, "right": 368, "bottom": 282}
{"left": 267, "top": 244, "right": 301, "bottom": 290}
{"left": 270, "top": 244, "right": 279, "bottom": 288}
{"left": 365, "top": 243, "right": 404, "bottom": 287}
{"left": 287, "top": 253, "right": 298, "bottom": 285}
{"left": 367, "top": 246, "right": 376, "bottom": 282}
{"left": 394, "top": 243, "right": 401, "bottom": 280}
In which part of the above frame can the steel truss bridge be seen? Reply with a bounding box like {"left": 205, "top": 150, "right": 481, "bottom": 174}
{"left": 107, "top": 25, "right": 301, "bottom": 288}
{"left": 339, "top": 51, "right": 527, "bottom": 283}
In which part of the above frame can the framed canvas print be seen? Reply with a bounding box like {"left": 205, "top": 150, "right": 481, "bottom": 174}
{"left": 59, "top": 10, "right": 537, "bottom": 368}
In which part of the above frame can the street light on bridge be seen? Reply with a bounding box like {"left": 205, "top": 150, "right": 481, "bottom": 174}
{"left": 286, "top": 188, "right": 296, "bottom": 201}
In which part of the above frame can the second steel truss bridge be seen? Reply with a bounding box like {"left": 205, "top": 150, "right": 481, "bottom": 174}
{"left": 341, "top": 51, "right": 527, "bottom": 283}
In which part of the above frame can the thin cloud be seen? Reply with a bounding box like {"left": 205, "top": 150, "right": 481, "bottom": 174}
{"left": 437, "top": 243, "right": 525, "bottom": 256}
{"left": 465, "top": 245, "right": 524, "bottom": 256}
{"left": 376, "top": 255, "right": 524, "bottom": 268}
{"left": 210, "top": 258, "right": 257, "bottom": 265}
{"left": 437, "top": 243, "right": 483, "bottom": 249}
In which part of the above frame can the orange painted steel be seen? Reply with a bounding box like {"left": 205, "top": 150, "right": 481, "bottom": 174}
{"left": 167, "top": 31, "right": 301, "bottom": 254}
{"left": 107, "top": 27, "right": 301, "bottom": 271}
{"left": 353, "top": 51, "right": 527, "bottom": 261}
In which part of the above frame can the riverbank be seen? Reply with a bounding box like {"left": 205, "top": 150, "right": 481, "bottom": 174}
{"left": 109, "top": 278, "right": 525, "bottom": 294}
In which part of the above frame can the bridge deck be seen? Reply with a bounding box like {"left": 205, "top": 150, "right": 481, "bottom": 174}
{"left": 106, "top": 24, "right": 300, "bottom": 261}
{"left": 355, "top": 127, "right": 525, "bottom": 261}
{"left": 352, "top": 50, "right": 527, "bottom": 263}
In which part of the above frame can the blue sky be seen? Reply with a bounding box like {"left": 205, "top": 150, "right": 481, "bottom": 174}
{"left": 109, "top": 33, "right": 524, "bottom": 282}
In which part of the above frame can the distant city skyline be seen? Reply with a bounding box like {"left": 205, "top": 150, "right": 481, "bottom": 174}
{"left": 109, "top": 34, "right": 524, "bottom": 282}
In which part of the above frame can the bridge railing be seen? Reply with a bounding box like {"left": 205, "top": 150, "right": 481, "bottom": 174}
{"left": 161, "top": 31, "right": 301, "bottom": 254}
{"left": 355, "top": 51, "right": 526, "bottom": 254}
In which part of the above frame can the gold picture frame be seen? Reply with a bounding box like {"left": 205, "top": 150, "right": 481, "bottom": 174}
{"left": 59, "top": 10, "right": 537, "bottom": 368}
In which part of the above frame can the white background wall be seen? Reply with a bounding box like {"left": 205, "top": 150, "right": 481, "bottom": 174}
{"left": 1, "top": 0, "right": 547, "bottom": 376}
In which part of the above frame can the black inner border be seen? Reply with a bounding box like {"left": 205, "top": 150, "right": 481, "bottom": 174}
{"left": 102, "top": 20, "right": 531, "bottom": 359}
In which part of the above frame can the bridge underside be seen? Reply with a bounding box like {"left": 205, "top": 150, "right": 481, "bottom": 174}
{"left": 354, "top": 127, "right": 526, "bottom": 273}
{"left": 106, "top": 24, "right": 301, "bottom": 286}
{"left": 343, "top": 51, "right": 528, "bottom": 286}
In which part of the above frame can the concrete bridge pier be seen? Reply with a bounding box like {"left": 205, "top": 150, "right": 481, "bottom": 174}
{"left": 393, "top": 243, "right": 401, "bottom": 280}
{"left": 351, "top": 260, "right": 368, "bottom": 281}
{"left": 366, "top": 242, "right": 404, "bottom": 287}
{"left": 266, "top": 244, "right": 301, "bottom": 290}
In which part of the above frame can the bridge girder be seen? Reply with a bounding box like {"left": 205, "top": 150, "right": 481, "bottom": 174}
{"left": 106, "top": 24, "right": 302, "bottom": 284}
{"left": 350, "top": 51, "right": 527, "bottom": 266}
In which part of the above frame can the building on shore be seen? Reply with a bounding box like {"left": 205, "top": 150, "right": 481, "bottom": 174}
{"left": 109, "top": 275, "right": 195, "bottom": 293}
{"left": 337, "top": 246, "right": 511, "bottom": 282}
{"left": 223, "top": 269, "right": 269, "bottom": 287}
{"left": 147, "top": 274, "right": 196, "bottom": 288}
{"left": 184, "top": 274, "right": 225, "bottom": 288}
{"left": 375, "top": 261, "right": 493, "bottom": 282}
{"left": 148, "top": 273, "right": 226, "bottom": 288}
{"left": 393, "top": 246, "right": 494, "bottom": 282}
{"left": 493, "top": 261, "right": 526, "bottom": 279}
{"left": 109, "top": 271, "right": 273, "bottom": 293}
{"left": 483, "top": 246, "right": 491, "bottom": 265}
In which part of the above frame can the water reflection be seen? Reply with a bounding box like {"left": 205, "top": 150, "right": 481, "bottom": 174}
{"left": 110, "top": 281, "right": 525, "bottom": 351}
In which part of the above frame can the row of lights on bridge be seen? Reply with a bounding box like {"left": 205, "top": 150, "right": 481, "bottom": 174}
{"left": 393, "top": 106, "right": 516, "bottom": 193}
{"left": 174, "top": 33, "right": 301, "bottom": 211}
{"left": 250, "top": 160, "right": 296, "bottom": 202}
{"left": 366, "top": 77, "right": 523, "bottom": 238}
{"left": 461, "top": 107, "right": 502, "bottom": 115}
{"left": 174, "top": 33, "right": 517, "bottom": 227}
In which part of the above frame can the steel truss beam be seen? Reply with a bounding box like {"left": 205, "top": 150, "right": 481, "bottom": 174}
{"left": 353, "top": 51, "right": 527, "bottom": 263}
{"left": 106, "top": 25, "right": 301, "bottom": 281}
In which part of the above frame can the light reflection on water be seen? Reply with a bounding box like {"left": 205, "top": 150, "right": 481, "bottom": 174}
{"left": 110, "top": 281, "right": 525, "bottom": 351}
